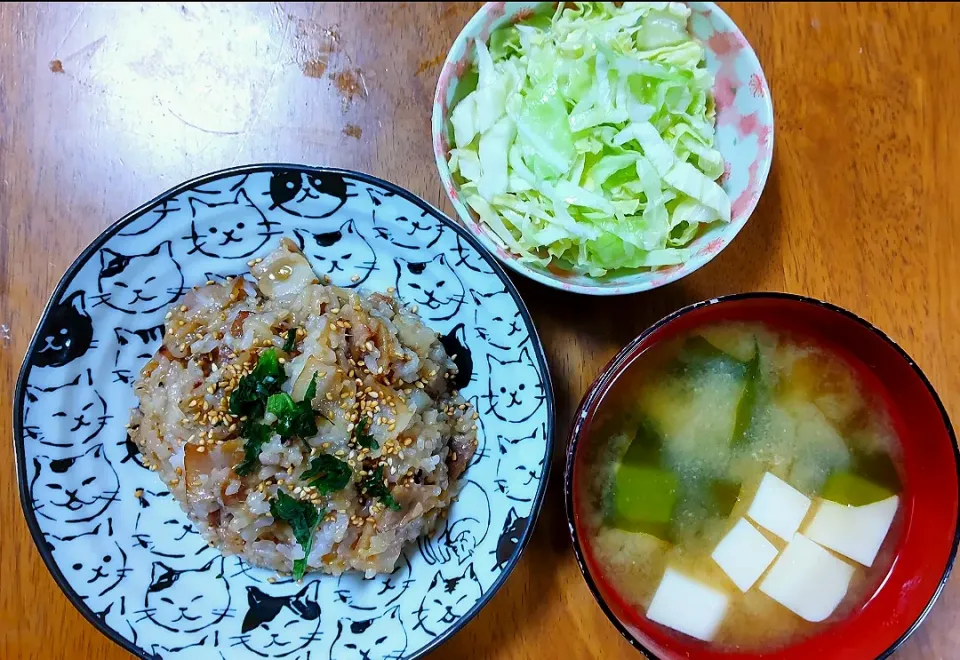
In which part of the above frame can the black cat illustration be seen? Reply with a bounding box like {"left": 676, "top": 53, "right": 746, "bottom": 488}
{"left": 113, "top": 324, "right": 165, "bottom": 383}
{"left": 119, "top": 436, "right": 147, "bottom": 469}
{"left": 132, "top": 511, "right": 213, "bottom": 559}
{"left": 95, "top": 241, "right": 183, "bottom": 314}
{"left": 439, "top": 323, "right": 473, "bottom": 390}
{"left": 35, "top": 289, "right": 94, "bottom": 367}
{"left": 335, "top": 552, "right": 413, "bottom": 611}
{"left": 365, "top": 185, "right": 395, "bottom": 207}
{"left": 30, "top": 443, "right": 119, "bottom": 524}
{"left": 25, "top": 369, "right": 110, "bottom": 447}
{"left": 49, "top": 519, "right": 108, "bottom": 545}
{"left": 495, "top": 426, "right": 546, "bottom": 502}
{"left": 329, "top": 606, "right": 406, "bottom": 660}
{"left": 413, "top": 563, "right": 483, "bottom": 636}
{"left": 449, "top": 234, "right": 497, "bottom": 274}
{"left": 204, "top": 270, "right": 246, "bottom": 283}
{"left": 293, "top": 219, "right": 377, "bottom": 288}
{"left": 418, "top": 480, "right": 490, "bottom": 565}
{"left": 130, "top": 486, "right": 170, "bottom": 510}
{"left": 466, "top": 394, "right": 489, "bottom": 468}
{"left": 267, "top": 170, "right": 355, "bottom": 219}
{"left": 65, "top": 540, "right": 131, "bottom": 599}
{"left": 493, "top": 507, "right": 529, "bottom": 571}
{"left": 186, "top": 188, "right": 278, "bottom": 259}
{"left": 394, "top": 254, "right": 466, "bottom": 322}
{"left": 387, "top": 210, "right": 445, "bottom": 250}
{"left": 148, "top": 636, "right": 211, "bottom": 657}
{"left": 119, "top": 197, "right": 181, "bottom": 236}
{"left": 231, "top": 582, "right": 321, "bottom": 658}
{"left": 484, "top": 347, "right": 545, "bottom": 423}
{"left": 138, "top": 557, "right": 232, "bottom": 634}
{"left": 474, "top": 306, "right": 528, "bottom": 352}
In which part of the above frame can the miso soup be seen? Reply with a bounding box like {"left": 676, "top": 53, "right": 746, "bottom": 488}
{"left": 579, "top": 322, "right": 904, "bottom": 650}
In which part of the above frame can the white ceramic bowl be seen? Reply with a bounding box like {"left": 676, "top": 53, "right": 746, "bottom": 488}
{"left": 432, "top": 2, "right": 774, "bottom": 295}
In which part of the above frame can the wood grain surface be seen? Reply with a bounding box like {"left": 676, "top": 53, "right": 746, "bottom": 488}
{"left": 1, "top": 2, "right": 958, "bottom": 659}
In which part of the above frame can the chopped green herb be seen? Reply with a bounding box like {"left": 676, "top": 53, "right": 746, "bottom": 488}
{"left": 234, "top": 421, "right": 273, "bottom": 476}
{"left": 229, "top": 348, "right": 286, "bottom": 419}
{"left": 270, "top": 490, "right": 322, "bottom": 580}
{"left": 304, "top": 371, "right": 318, "bottom": 402}
{"left": 267, "top": 389, "right": 319, "bottom": 441}
{"left": 282, "top": 328, "right": 298, "bottom": 353}
{"left": 360, "top": 465, "right": 401, "bottom": 511}
{"left": 266, "top": 392, "right": 297, "bottom": 416}
{"left": 355, "top": 416, "right": 378, "bottom": 450}
{"left": 302, "top": 454, "right": 352, "bottom": 495}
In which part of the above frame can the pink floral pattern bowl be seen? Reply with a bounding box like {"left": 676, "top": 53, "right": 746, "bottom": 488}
{"left": 432, "top": 2, "right": 774, "bottom": 296}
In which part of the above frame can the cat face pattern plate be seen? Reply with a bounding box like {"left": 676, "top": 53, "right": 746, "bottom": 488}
{"left": 15, "top": 165, "right": 555, "bottom": 660}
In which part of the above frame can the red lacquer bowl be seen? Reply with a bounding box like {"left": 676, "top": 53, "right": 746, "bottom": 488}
{"left": 565, "top": 293, "right": 959, "bottom": 659}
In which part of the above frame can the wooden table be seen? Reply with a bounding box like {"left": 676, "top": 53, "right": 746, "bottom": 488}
{"left": 1, "top": 2, "right": 958, "bottom": 658}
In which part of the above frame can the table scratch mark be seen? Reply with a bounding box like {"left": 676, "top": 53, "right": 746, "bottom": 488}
{"left": 162, "top": 103, "right": 242, "bottom": 136}
{"left": 229, "top": 8, "right": 293, "bottom": 165}
{"left": 358, "top": 70, "right": 369, "bottom": 97}
{"left": 61, "top": 35, "right": 107, "bottom": 63}
{"left": 54, "top": 4, "right": 88, "bottom": 55}
{"left": 0, "top": 324, "right": 10, "bottom": 345}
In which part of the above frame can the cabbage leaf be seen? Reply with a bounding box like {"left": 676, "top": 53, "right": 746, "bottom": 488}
{"left": 447, "top": 2, "right": 728, "bottom": 276}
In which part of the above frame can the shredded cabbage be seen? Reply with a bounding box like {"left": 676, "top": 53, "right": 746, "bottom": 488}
{"left": 447, "top": 2, "right": 729, "bottom": 276}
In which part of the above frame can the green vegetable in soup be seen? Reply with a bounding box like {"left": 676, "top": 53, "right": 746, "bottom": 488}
{"left": 710, "top": 479, "right": 742, "bottom": 517}
{"left": 788, "top": 402, "right": 851, "bottom": 494}
{"left": 677, "top": 336, "right": 746, "bottom": 377}
{"left": 622, "top": 416, "right": 663, "bottom": 466}
{"left": 850, "top": 449, "right": 902, "bottom": 494}
{"left": 609, "top": 463, "right": 679, "bottom": 539}
{"left": 731, "top": 344, "right": 761, "bottom": 447}
{"left": 821, "top": 472, "right": 895, "bottom": 507}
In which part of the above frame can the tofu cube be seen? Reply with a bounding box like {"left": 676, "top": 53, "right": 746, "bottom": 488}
{"left": 711, "top": 518, "right": 779, "bottom": 592}
{"left": 747, "top": 472, "right": 812, "bottom": 541}
{"left": 646, "top": 568, "right": 729, "bottom": 641}
{"left": 804, "top": 495, "right": 899, "bottom": 567}
{"left": 759, "top": 533, "right": 855, "bottom": 622}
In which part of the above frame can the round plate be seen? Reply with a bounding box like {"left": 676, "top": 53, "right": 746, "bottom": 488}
{"left": 14, "top": 165, "right": 554, "bottom": 660}
{"left": 432, "top": 1, "right": 774, "bottom": 295}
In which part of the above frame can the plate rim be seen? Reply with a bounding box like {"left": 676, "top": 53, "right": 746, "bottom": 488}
{"left": 12, "top": 163, "right": 556, "bottom": 660}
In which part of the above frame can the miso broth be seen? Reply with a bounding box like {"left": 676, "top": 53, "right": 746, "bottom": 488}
{"left": 580, "top": 322, "right": 904, "bottom": 650}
